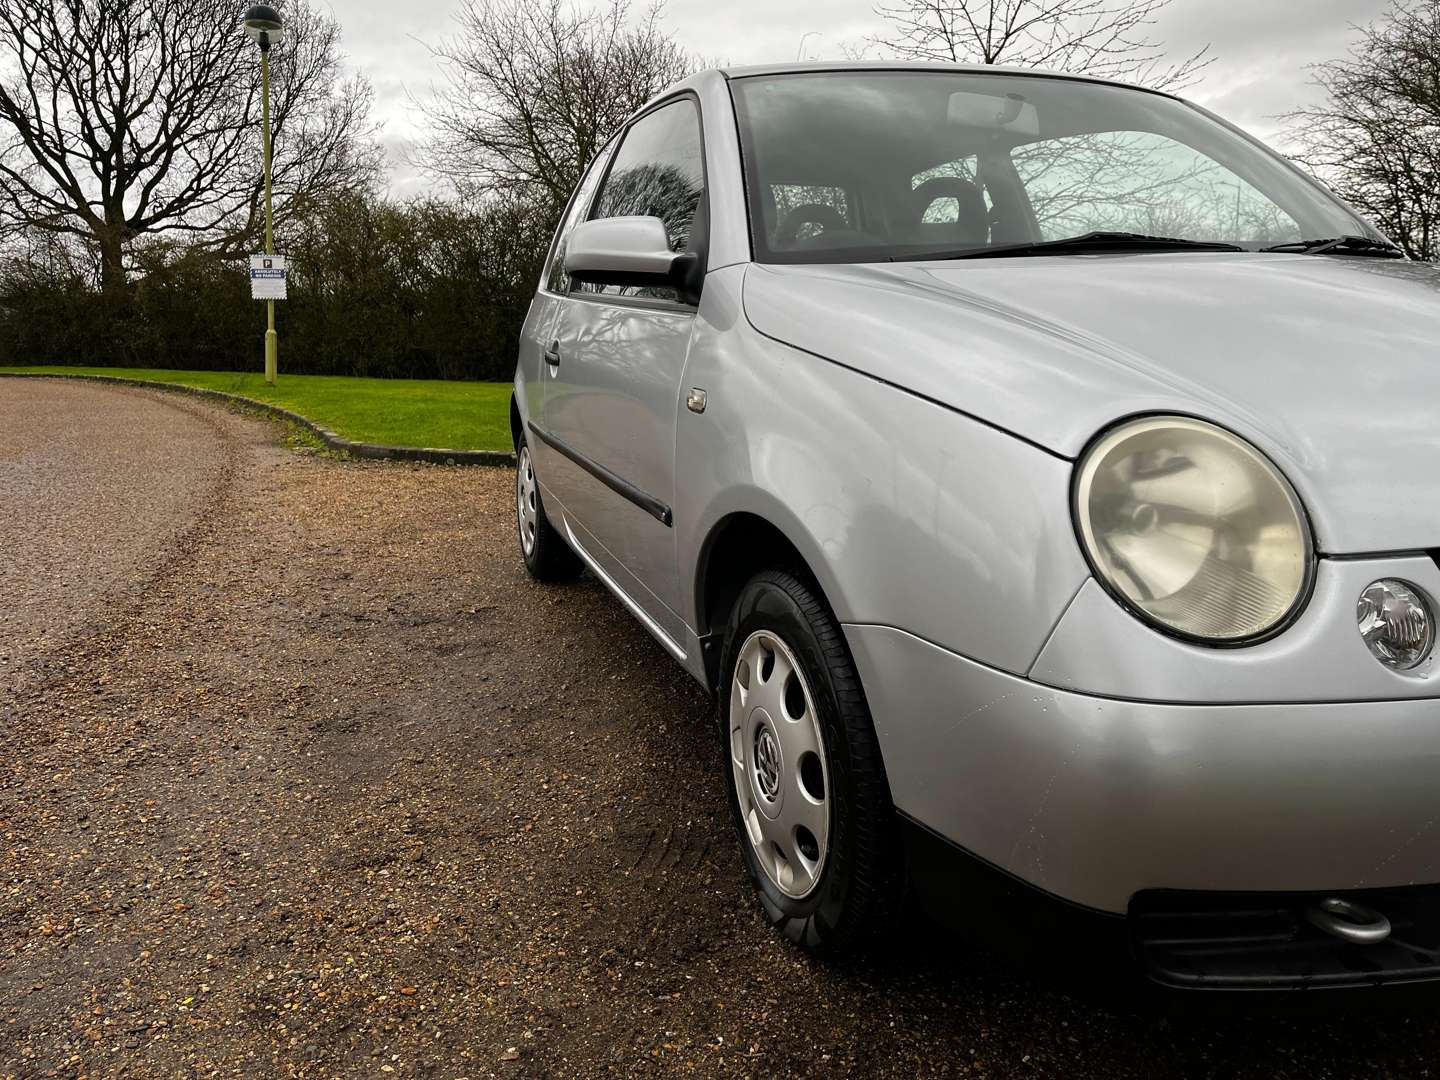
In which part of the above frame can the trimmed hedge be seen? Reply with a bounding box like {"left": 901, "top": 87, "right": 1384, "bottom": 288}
{"left": 0, "top": 191, "right": 553, "bottom": 382}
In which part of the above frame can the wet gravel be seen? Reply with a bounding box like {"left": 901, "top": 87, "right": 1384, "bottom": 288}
{"left": 3, "top": 378, "right": 1440, "bottom": 1079}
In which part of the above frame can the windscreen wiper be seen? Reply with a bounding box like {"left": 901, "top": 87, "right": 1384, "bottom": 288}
{"left": 897, "top": 231, "right": 1246, "bottom": 262}
{"left": 1260, "top": 235, "right": 1406, "bottom": 258}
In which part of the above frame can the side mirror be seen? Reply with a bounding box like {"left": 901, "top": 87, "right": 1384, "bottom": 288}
{"left": 564, "top": 216, "right": 702, "bottom": 303}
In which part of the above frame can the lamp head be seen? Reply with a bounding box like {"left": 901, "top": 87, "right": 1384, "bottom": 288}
{"left": 242, "top": 5, "right": 283, "bottom": 49}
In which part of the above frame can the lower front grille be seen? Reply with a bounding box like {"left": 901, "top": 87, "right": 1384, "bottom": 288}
{"left": 1132, "top": 886, "right": 1440, "bottom": 990}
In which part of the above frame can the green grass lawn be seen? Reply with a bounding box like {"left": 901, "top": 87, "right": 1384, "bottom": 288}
{"left": 0, "top": 366, "right": 513, "bottom": 452}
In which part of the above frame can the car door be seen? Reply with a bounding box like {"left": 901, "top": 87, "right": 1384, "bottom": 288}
{"left": 536, "top": 96, "right": 707, "bottom": 650}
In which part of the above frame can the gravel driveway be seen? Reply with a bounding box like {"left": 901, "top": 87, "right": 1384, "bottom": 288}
{"left": 3, "top": 379, "right": 1437, "bottom": 1079}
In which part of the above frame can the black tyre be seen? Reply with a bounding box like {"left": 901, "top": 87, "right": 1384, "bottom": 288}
{"left": 718, "top": 569, "right": 902, "bottom": 955}
{"left": 515, "top": 435, "right": 581, "bottom": 582}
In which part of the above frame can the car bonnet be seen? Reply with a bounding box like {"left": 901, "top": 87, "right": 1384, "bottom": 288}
{"left": 741, "top": 252, "right": 1440, "bottom": 555}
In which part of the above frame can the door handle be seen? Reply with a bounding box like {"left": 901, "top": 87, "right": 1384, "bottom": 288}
{"left": 543, "top": 340, "right": 561, "bottom": 367}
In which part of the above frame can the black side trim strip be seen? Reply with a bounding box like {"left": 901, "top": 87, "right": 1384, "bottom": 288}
{"left": 527, "top": 421, "right": 673, "bottom": 527}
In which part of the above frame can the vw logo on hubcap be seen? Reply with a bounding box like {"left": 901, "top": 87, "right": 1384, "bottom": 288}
{"left": 754, "top": 725, "right": 782, "bottom": 802}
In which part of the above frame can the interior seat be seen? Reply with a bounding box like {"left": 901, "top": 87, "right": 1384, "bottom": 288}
{"left": 910, "top": 176, "right": 989, "bottom": 247}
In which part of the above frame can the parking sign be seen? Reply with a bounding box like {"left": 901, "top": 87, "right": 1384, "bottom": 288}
{"left": 249, "top": 254, "right": 287, "bottom": 300}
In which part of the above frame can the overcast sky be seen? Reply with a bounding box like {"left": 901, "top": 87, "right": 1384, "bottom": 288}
{"left": 329, "top": 0, "right": 1392, "bottom": 196}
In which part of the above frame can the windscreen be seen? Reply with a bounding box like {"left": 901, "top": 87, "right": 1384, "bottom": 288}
{"left": 729, "top": 71, "right": 1378, "bottom": 263}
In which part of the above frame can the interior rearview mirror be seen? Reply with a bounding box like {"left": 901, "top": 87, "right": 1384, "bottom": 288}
{"left": 563, "top": 216, "right": 701, "bottom": 303}
{"left": 948, "top": 91, "right": 1040, "bottom": 137}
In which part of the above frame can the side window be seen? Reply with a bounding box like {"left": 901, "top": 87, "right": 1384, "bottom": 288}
{"left": 545, "top": 138, "right": 616, "bottom": 295}
{"left": 580, "top": 98, "right": 705, "bottom": 300}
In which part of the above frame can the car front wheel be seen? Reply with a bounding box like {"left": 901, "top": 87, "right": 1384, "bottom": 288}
{"left": 719, "top": 569, "right": 902, "bottom": 956}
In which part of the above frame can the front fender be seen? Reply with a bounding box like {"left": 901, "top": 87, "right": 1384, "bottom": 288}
{"left": 674, "top": 271, "right": 1090, "bottom": 676}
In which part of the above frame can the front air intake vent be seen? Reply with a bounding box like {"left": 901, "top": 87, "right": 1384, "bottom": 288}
{"left": 1132, "top": 887, "right": 1440, "bottom": 990}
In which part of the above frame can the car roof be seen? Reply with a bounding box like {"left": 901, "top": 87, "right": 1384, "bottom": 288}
{"left": 714, "top": 60, "right": 1177, "bottom": 98}
{"left": 632, "top": 61, "right": 1186, "bottom": 147}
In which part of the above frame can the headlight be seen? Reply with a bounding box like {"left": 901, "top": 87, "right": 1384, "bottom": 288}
{"left": 1074, "top": 417, "right": 1313, "bottom": 643}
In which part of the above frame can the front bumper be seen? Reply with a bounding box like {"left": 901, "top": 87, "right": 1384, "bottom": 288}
{"left": 899, "top": 816, "right": 1440, "bottom": 991}
{"left": 845, "top": 623, "right": 1440, "bottom": 916}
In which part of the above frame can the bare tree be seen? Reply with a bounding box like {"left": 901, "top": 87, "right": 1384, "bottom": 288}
{"left": 418, "top": 0, "right": 694, "bottom": 212}
{"left": 1004, "top": 130, "right": 1300, "bottom": 242}
{"left": 1288, "top": 0, "right": 1440, "bottom": 262}
{"left": 0, "top": 0, "right": 380, "bottom": 295}
{"left": 870, "top": 0, "right": 1209, "bottom": 89}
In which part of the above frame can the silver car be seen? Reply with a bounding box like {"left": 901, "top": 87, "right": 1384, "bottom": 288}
{"left": 510, "top": 62, "right": 1440, "bottom": 990}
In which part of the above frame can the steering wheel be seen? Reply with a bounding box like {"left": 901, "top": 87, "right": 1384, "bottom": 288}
{"left": 775, "top": 203, "right": 849, "bottom": 247}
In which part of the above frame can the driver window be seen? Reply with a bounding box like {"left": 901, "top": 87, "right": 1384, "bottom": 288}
{"left": 545, "top": 138, "right": 616, "bottom": 295}
{"left": 1012, "top": 131, "right": 1303, "bottom": 244}
{"left": 581, "top": 97, "right": 705, "bottom": 300}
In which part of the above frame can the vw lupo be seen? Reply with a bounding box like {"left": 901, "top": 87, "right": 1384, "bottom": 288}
{"left": 511, "top": 63, "right": 1440, "bottom": 990}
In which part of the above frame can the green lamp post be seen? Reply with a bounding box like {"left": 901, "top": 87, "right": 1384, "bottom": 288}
{"left": 243, "top": 4, "right": 284, "bottom": 385}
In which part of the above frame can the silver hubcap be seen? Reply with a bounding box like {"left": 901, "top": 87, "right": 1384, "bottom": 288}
{"left": 729, "top": 630, "right": 830, "bottom": 899}
{"left": 516, "top": 445, "right": 538, "bottom": 555}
